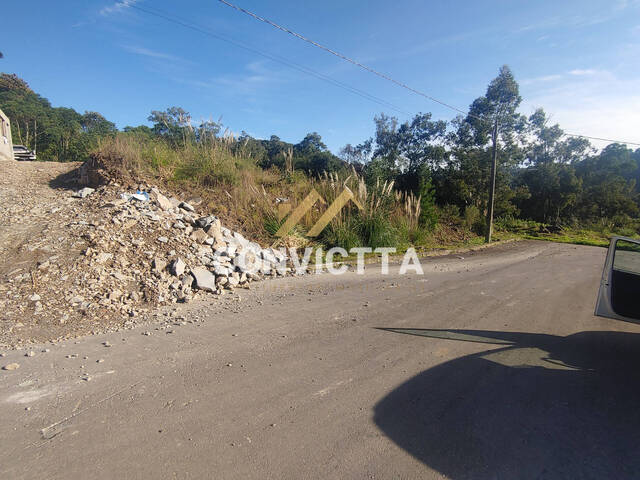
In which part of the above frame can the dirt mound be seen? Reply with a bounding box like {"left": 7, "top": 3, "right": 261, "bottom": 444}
{"left": 79, "top": 150, "right": 137, "bottom": 188}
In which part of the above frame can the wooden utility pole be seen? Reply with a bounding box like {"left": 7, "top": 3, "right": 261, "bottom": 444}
{"left": 485, "top": 118, "right": 498, "bottom": 243}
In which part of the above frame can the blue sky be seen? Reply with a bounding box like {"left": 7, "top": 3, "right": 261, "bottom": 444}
{"left": 2, "top": 0, "right": 640, "bottom": 152}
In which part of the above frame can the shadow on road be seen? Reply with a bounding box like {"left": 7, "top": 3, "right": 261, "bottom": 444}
{"left": 374, "top": 328, "right": 640, "bottom": 479}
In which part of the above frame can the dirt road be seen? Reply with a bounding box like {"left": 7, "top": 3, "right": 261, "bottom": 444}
{"left": 2, "top": 240, "right": 639, "bottom": 479}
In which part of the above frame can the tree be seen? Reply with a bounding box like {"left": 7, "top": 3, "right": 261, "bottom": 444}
{"left": 81, "top": 111, "right": 117, "bottom": 136}
{"left": 148, "top": 107, "right": 193, "bottom": 145}
{"left": 339, "top": 139, "right": 372, "bottom": 167}
{"left": 456, "top": 65, "right": 526, "bottom": 240}
{"left": 294, "top": 132, "right": 328, "bottom": 156}
{"left": 524, "top": 108, "right": 591, "bottom": 165}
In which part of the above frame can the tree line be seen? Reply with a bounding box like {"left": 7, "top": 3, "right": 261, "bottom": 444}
{"left": 1, "top": 68, "right": 639, "bottom": 232}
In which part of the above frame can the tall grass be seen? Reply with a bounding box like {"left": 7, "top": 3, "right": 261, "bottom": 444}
{"left": 92, "top": 133, "right": 481, "bottom": 249}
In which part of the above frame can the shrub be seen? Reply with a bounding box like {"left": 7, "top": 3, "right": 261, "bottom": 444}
{"left": 438, "top": 204, "right": 461, "bottom": 225}
{"left": 357, "top": 211, "right": 398, "bottom": 248}
{"left": 464, "top": 205, "right": 485, "bottom": 235}
{"left": 322, "top": 219, "right": 362, "bottom": 251}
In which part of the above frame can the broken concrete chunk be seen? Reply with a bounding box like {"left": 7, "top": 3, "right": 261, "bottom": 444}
{"left": 170, "top": 258, "right": 186, "bottom": 277}
{"left": 155, "top": 192, "right": 173, "bottom": 211}
{"left": 181, "top": 273, "right": 194, "bottom": 289}
{"left": 72, "top": 187, "right": 95, "bottom": 198}
{"left": 152, "top": 257, "right": 167, "bottom": 273}
{"left": 190, "top": 267, "right": 216, "bottom": 292}
{"left": 94, "top": 252, "right": 113, "bottom": 264}
{"left": 179, "top": 201, "right": 195, "bottom": 212}
{"left": 190, "top": 229, "right": 209, "bottom": 244}
{"left": 214, "top": 265, "right": 231, "bottom": 277}
{"left": 196, "top": 215, "right": 217, "bottom": 229}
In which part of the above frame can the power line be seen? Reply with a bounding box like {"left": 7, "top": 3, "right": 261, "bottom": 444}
{"left": 128, "top": 4, "right": 410, "bottom": 116}
{"left": 218, "top": 0, "right": 640, "bottom": 147}
{"left": 563, "top": 133, "right": 640, "bottom": 147}
{"left": 218, "top": 0, "right": 470, "bottom": 117}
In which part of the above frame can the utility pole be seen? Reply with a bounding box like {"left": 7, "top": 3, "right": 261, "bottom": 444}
{"left": 485, "top": 118, "right": 498, "bottom": 243}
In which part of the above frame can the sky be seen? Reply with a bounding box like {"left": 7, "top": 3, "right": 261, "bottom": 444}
{"left": 2, "top": 0, "right": 640, "bottom": 152}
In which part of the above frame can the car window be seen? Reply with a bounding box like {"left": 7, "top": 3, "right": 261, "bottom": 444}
{"left": 613, "top": 240, "right": 640, "bottom": 275}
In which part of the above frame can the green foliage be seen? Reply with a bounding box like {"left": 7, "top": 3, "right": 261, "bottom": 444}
{"left": 5, "top": 68, "right": 640, "bottom": 251}
{"left": 321, "top": 219, "right": 363, "bottom": 251}
{"left": 0, "top": 73, "right": 116, "bottom": 162}
{"left": 418, "top": 172, "right": 438, "bottom": 230}
{"left": 464, "top": 205, "right": 485, "bottom": 235}
{"left": 357, "top": 212, "right": 398, "bottom": 249}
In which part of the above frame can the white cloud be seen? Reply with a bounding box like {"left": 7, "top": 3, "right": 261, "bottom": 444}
{"left": 522, "top": 69, "right": 640, "bottom": 148}
{"left": 179, "top": 60, "right": 292, "bottom": 96}
{"left": 568, "top": 69, "right": 603, "bottom": 76}
{"left": 121, "top": 45, "right": 183, "bottom": 62}
{"left": 521, "top": 74, "right": 563, "bottom": 86}
{"left": 100, "top": 0, "right": 139, "bottom": 16}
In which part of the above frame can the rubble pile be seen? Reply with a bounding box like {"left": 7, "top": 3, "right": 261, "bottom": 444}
{"left": 1, "top": 176, "right": 294, "bottom": 345}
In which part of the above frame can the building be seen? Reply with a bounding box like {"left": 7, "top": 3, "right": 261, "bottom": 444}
{"left": 0, "top": 108, "right": 14, "bottom": 161}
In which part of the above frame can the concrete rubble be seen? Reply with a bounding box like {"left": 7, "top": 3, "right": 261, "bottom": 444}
{"left": 1, "top": 173, "right": 299, "bottom": 346}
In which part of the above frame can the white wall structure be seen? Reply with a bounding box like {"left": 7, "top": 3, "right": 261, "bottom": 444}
{"left": 0, "top": 108, "right": 14, "bottom": 161}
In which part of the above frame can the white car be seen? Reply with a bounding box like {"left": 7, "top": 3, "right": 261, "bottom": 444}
{"left": 12, "top": 145, "right": 36, "bottom": 161}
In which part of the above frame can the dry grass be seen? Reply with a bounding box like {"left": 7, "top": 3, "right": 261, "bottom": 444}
{"left": 91, "top": 134, "right": 481, "bottom": 249}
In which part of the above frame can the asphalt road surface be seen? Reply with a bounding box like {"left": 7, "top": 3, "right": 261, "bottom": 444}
{"left": 2, "top": 240, "right": 640, "bottom": 479}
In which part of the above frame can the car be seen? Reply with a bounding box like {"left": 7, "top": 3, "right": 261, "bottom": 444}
{"left": 13, "top": 144, "right": 36, "bottom": 161}
{"left": 595, "top": 236, "right": 640, "bottom": 323}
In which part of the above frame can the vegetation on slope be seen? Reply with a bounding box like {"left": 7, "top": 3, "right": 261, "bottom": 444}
{"left": 2, "top": 67, "right": 639, "bottom": 249}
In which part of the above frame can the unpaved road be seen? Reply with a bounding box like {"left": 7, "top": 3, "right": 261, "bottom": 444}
{"left": 2, "top": 240, "right": 640, "bottom": 479}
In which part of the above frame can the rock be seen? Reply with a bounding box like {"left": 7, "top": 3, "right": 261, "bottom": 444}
{"left": 196, "top": 215, "right": 217, "bottom": 229}
{"left": 155, "top": 192, "right": 173, "bottom": 211}
{"left": 95, "top": 252, "right": 113, "bottom": 264}
{"left": 152, "top": 257, "right": 167, "bottom": 273}
{"left": 206, "top": 219, "right": 223, "bottom": 240}
{"left": 181, "top": 274, "right": 194, "bottom": 289}
{"left": 3, "top": 363, "right": 19, "bottom": 371}
{"left": 130, "top": 192, "right": 149, "bottom": 202}
{"left": 25, "top": 351, "right": 35, "bottom": 357}
{"left": 214, "top": 265, "right": 231, "bottom": 277}
{"left": 105, "top": 198, "right": 127, "bottom": 207}
{"left": 157, "top": 236, "right": 169, "bottom": 244}
{"left": 233, "top": 231, "right": 249, "bottom": 247}
{"left": 72, "top": 187, "right": 95, "bottom": 198}
{"left": 179, "top": 201, "right": 195, "bottom": 212}
{"left": 170, "top": 258, "right": 186, "bottom": 276}
{"left": 29, "top": 294, "right": 41, "bottom": 302}
{"left": 108, "top": 290, "right": 122, "bottom": 301}
{"left": 233, "top": 251, "right": 257, "bottom": 272}
{"left": 191, "top": 267, "right": 217, "bottom": 292}
{"left": 190, "top": 229, "right": 209, "bottom": 244}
